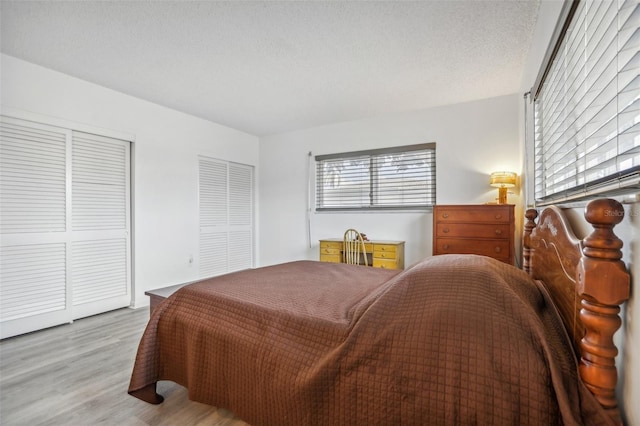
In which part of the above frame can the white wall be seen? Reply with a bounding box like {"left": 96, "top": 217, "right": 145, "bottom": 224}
{"left": 258, "top": 94, "right": 522, "bottom": 268}
{"left": 620, "top": 203, "right": 640, "bottom": 425}
{"left": 1, "top": 54, "right": 260, "bottom": 308}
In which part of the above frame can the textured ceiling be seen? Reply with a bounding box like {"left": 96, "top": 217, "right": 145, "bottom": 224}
{"left": 1, "top": 1, "right": 540, "bottom": 136}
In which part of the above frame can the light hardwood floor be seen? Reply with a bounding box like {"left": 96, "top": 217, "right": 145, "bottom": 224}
{"left": 0, "top": 308, "right": 249, "bottom": 426}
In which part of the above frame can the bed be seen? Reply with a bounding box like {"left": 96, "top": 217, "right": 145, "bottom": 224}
{"left": 129, "top": 199, "right": 630, "bottom": 425}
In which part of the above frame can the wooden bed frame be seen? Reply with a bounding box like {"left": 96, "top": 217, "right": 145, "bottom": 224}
{"left": 134, "top": 199, "right": 631, "bottom": 423}
{"left": 524, "top": 198, "right": 630, "bottom": 424}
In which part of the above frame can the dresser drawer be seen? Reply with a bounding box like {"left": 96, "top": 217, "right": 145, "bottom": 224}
{"left": 436, "top": 223, "right": 511, "bottom": 239}
{"left": 319, "top": 241, "right": 342, "bottom": 255}
{"left": 319, "top": 253, "right": 342, "bottom": 263}
{"left": 373, "top": 250, "right": 397, "bottom": 260}
{"left": 373, "top": 244, "right": 397, "bottom": 256}
{"left": 372, "top": 258, "right": 399, "bottom": 269}
{"left": 435, "top": 238, "right": 511, "bottom": 261}
{"left": 432, "top": 205, "right": 515, "bottom": 264}
{"left": 320, "top": 241, "right": 342, "bottom": 249}
{"left": 436, "top": 206, "right": 511, "bottom": 223}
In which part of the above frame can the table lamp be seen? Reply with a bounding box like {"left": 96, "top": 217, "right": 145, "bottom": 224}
{"left": 490, "top": 171, "right": 516, "bottom": 204}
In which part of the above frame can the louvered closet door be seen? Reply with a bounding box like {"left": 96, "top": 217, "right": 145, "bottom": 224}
{"left": 199, "top": 157, "right": 253, "bottom": 278}
{"left": 0, "top": 118, "right": 131, "bottom": 338}
{"left": 228, "top": 163, "right": 253, "bottom": 272}
{"left": 71, "top": 131, "right": 130, "bottom": 319}
{"left": 0, "top": 117, "right": 72, "bottom": 338}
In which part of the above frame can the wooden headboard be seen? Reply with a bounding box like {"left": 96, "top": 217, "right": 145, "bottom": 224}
{"left": 523, "top": 199, "right": 630, "bottom": 424}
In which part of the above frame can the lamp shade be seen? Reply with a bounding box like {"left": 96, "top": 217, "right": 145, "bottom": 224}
{"left": 489, "top": 171, "right": 517, "bottom": 188}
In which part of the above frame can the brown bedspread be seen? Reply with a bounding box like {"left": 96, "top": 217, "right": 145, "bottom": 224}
{"left": 129, "top": 256, "right": 612, "bottom": 425}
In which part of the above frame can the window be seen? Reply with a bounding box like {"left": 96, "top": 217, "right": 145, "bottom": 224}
{"left": 532, "top": 0, "right": 639, "bottom": 204}
{"left": 315, "top": 143, "right": 436, "bottom": 211}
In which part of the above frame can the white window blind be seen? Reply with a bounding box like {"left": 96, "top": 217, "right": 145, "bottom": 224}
{"left": 533, "top": 0, "right": 640, "bottom": 203}
{"left": 199, "top": 157, "right": 254, "bottom": 278}
{"left": 315, "top": 143, "right": 436, "bottom": 211}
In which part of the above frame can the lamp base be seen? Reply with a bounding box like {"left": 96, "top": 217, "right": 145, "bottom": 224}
{"left": 497, "top": 187, "right": 508, "bottom": 204}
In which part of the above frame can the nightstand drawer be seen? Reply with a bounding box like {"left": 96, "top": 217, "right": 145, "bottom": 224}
{"left": 436, "top": 206, "right": 511, "bottom": 223}
{"left": 436, "top": 223, "right": 511, "bottom": 239}
{"left": 435, "top": 238, "right": 511, "bottom": 261}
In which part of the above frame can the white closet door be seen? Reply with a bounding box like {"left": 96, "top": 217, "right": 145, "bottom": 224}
{"left": 228, "top": 163, "right": 253, "bottom": 272}
{"left": 199, "top": 158, "right": 228, "bottom": 277}
{"left": 71, "top": 131, "right": 131, "bottom": 319}
{"left": 0, "top": 118, "right": 131, "bottom": 338}
{"left": 199, "top": 157, "right": 253, "bottom": 278}
{"left": 0, "top": 117, "right": 72, "bottom": 338}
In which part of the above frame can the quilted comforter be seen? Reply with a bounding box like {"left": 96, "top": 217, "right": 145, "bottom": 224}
{"left": 129, "top": 255, "right": 612, "bottom": 425}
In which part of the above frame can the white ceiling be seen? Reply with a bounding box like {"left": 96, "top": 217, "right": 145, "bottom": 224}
{"left": 1, "top": 1, "right": 541, "bottom": 137}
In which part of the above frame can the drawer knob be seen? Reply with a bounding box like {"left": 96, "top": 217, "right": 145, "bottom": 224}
{"left": 495, "top": 229, "right": 502, "bottom": 235}
{"left": 495, "top": 214, "right": 502, "bottom": 220}
{"left": 443, "top": 244, "right": 450, "bottom": 250}
{"left": 379, "top": 264, "right": 386, "bottom": 269}
{"left": 442, "top": 213, "right": 449, "bottom": 218}
{"left": 494, "top": 247, "right": 502, "bottom": 253}
{"left": 443, "top": 228, "right": 449, "bottom": 233}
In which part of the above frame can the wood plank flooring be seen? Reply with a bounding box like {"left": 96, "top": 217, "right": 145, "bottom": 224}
{"left": 0, "top": 308, "right": 249, "bottom": 426}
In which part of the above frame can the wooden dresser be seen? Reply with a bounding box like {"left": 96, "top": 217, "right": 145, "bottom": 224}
{"left": 319, "top": 239, "right": 405, "bottom": 270}
{"left": 432, "top": 204, "right": 515, "bottom": 264}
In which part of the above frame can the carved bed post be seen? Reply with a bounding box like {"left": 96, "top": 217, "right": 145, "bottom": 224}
{"left": 523, "top": 209, "right": 538, "bottom": 274}
{"left": 576, "top": 199, "right": 630, "bottom": 424}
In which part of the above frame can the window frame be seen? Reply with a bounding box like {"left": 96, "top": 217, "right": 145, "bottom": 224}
{"left": 315, "top": 143, "right": 436, "bottom": 212}
{"left": 530, "top": 0, "right": 640, "bottom": 205}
